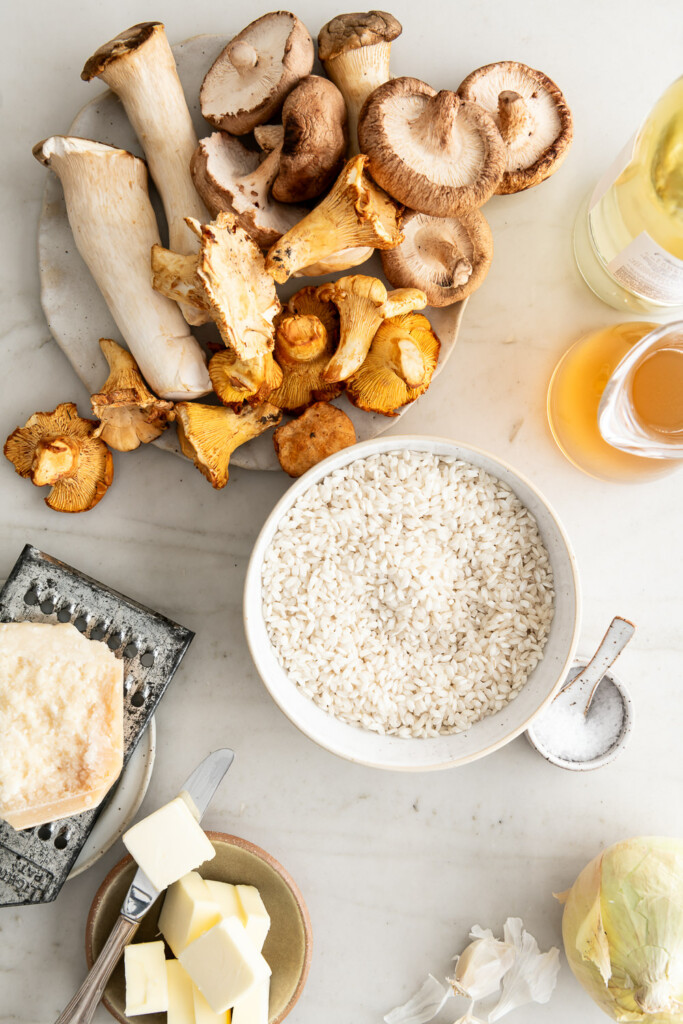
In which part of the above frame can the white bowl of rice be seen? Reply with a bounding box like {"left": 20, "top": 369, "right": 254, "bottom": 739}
{"left": 244, "top": 437, "right": 581, "bottom": 770}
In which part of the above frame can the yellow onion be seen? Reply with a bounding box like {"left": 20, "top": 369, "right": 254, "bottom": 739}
{"left": 558, "top": 837, "right": 683, "bottom": 1022}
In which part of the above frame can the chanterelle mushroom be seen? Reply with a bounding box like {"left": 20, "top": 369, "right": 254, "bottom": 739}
{"left": 175, "top": 402, "right": 282, "bottom": 489}
{"left": 151, "top": 212, "right": 280, "bottom": 361}
{"left": 270, "top": 315, "right": 342, "bottom": 413}
{"left": 265, "top": 155, "right": 403, "bottom": 283}
{"left": 287, "top": 287, "right": 340, "bottom": 347}
{"left": 209, "top": 350, "right": 283, "bottom": 408}
{"left": 346, "top": 312, "right": 440, "bottom": 415}
{"left": 318, "top": 11, "right": 402, "bottom": 154}
{"left": 272, "top": 76, "right": 348, "bottom": 202}
{"left": 317, "top": 275, "right": 387, "bottom": 383}
{"left": 379, "top": 288, "right": 428, "bottom": 318}
{"left": 81, "top": 22, "right": 209, "bottom": 326}
{"left": 274, "top": 402, "right": 357, "bottom": 477}
{"left": 381, "top": 209, "right": 493, "bottom": 306}
{"left": 200, "top": 12, "right": 314, "bottom": 134}
{"left": 4, "top": 403, "right": 113, "bottom": 513}
{"left": 358, "top": 77, "right": 506, "bottom": 216}
{"left": 91, "top": 339, "right": 174, "bottom": 451}
{"left": 457, "top": 62, "right": 573, "bottom": 194}
{"left": 33, "top": 137, "right": 211, "bottom": 402}
{"left": 190, "top": 132, "right": 307, "bottom": 250}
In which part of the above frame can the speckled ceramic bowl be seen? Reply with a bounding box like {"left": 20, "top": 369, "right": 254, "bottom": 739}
{"left": 86, "top": 832, "right": 312, "bottom": 1024}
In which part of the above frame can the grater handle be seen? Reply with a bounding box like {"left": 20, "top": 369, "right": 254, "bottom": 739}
{"left": 54, "top": 915, "right": 139, "bottom": 1024}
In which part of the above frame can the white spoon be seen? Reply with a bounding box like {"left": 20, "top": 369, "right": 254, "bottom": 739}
{"left": 556, "top": 616, "right": 635, "bottom": 715}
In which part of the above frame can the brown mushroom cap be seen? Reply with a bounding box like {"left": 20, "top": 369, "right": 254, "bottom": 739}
{"left": 270, "top": 315, "right": 343, "bottom": 413}
{"left": 91, "top": 339, "right": 174, "bottom": 451}
{"left": 457, "top": 62, "right": 573, "bottom": 194}
{"left": 273, "top": 402, "right": 357, "bottom": 477}
{"left": 175, "top": 401, "right": 281, "bottom": 488}
{"left": 358, "top": 77, "right": 506, "bottom": 216}
{"left": 4, "top": 403, "right": 113, "bottom": 512}
{"left": 346, "top": 312, "right": 440, "bottom": 416}
{"left": 81, "top": 21, "right": 159, "bottom": 80}
{"left": 381, "top": 209, "right": 493, "bottom": 306}
{"left": 200, "top": 12, "right": 314, "bottom": 134}
{"left": 318, "top": 11, "right": 402, "bottom": 61}
{"left": 272, "top": 76, "right": 348, "bottom": 202}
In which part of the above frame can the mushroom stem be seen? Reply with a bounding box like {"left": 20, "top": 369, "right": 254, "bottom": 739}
{"left": 497, "top": 90, "right": 532, "bottom": 143}
{"left": 33, "top": 137, "right": 211, "bottom": 401}
{"left": 227, "top": 40, "right": 258, "bottom": 70}
{"left": 32, "top": 438, "right": 80, "bottom": 486}
{"left": 319, "top": 275, "right": 387, "bottom": 383}
{"left": 372, "top": 325, "right": 426, "bottom": 388}
{"left": 81, "top": 23, "right": 210, "bottom": 326}
{"left": 414, "top": 91, "right": 461, "bottom": 146}
{"left": 254, "top": 125, "right": 285, "bottom": 152}
{"left": 324, "top": 42, "right": 393, "bottom": 155}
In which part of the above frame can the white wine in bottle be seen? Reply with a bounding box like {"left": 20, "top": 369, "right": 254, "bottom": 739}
{"left": 574, "top": 76, "right": 683, "bottom": 313}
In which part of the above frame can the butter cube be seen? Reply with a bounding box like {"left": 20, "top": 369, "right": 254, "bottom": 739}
{"left": 194, "top": 984, "right": 232, "bottom": 1024}
{"left": 167, "top": 960, "right": 195, "bottom": 1024}
{"left": 232, "top": 979, "right": 269, "bottom": 1024}
{"left": 123, "top": 797, "right": 215, "bottom": 891}
{"left": 159, "top": 872, "right": 222, "bottom": 957}
{"left": 180, "top": 917, "right": 271, "bottom": 1014}
{"left": 236, "top": 886, "right": 270, "bottom": 953}
{"left": 205, "top": 880, "right": 245, "bottom": 924}
{"left": 124, "top": 941, "right": 168, "bottom": 1016}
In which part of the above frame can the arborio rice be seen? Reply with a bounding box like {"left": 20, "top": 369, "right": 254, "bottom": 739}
{"left": 262, "top": 451, "right": 555, "bottom": 737}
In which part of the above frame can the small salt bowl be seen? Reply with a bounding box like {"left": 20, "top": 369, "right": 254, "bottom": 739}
{"left": 526, "top": 658, "right": 633, "bottom": 771}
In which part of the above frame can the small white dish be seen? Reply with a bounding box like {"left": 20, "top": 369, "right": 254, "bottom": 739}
{"left": 244, "top": 436, "right": 582, "bottom": 771}
{"left": 68, "top": 719, "right": 156, "bottom": 879}
{"left": 525, "top": 660, "right": 633, "bottom": 771}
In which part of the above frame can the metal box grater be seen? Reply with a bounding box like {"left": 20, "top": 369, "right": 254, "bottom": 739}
{"left": 0, "top": 544, "right": 194, "bottom": 907}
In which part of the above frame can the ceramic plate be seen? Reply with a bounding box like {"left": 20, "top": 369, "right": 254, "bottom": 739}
{"left": 68, "top": 719, "right": 156, "bottom": 879}
{"left": 36, "top": 33, "right": 466, "bottom": 471}
{"left": 86, "top": 832, "right": 312, "bottom": 1024}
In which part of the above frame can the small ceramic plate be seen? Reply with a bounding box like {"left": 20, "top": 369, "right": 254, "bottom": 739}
{"left": 86, "top": 832, "right": 312, "bottom": 1024}
{"left": 36, "top": 33, "right": 466, "bottom": 471}
{"left": 69, "top": 720, "right": 156, "bottom": 879}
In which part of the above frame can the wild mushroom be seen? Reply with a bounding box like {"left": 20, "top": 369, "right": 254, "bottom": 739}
{"left": 381, "top": 209, "right": 493, "bottom": 306}
{"left": 379, "top": 288, "right": 428, "bottom": 318}
{"left": 200, "top": 12, "right": 314, "bottom": 134}
{"left": 4, "top": 403, "right": 113, "bottom": 513}
{"left": 273, "top": 402, "right": 357, "bottom": 477}
{"left": 271, "top": 76, "right": 348, "bottom": 202}
{"left": 296, "top": 246, "right": 375, "bottom": 277}
{"left": 81, "top": 22, "right": 209, "bottom": 325}
{"left": 209, "top": 350, "right": 283, "bottom": 407}
{"left": 287, "top": 287, "right": 340, "bottom": 347}
{"left": 269, "top": 315, "right": 342, "bottom": 413}
{"left": 151, "top": 212, "right": 280, "bottom": 361}
{"left": 317, "top": 275, "right": 387, "bottom": 382}
{"left": 190, "top": 132, "right": 307, "bottom": 249}
{"left": 346, "top": 312, "right": 441, "bottom": 415}
{"left": 358, "top": 77, "right": 506, "bottom": 216}
{"left": 33, "top": 137, "right": 211, "bottom": 401}
{"left": 265, "top": 155, "right": 403, "bottom": 283}
{"left": 91, "top": 339, "right": 174, "bottom": 451}
{"left": 318, "top": 11, "right": 402, "bottom": 154}
{"left": 175, "top": 402, "right": 281, "bottom": 489}
{"left": 457, "top": 62, "right": 573, "bottom": 194}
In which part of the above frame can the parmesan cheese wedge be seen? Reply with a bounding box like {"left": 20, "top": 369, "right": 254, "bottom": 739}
{"left": 0, "top": 621, "right": 124, "bottom": 830}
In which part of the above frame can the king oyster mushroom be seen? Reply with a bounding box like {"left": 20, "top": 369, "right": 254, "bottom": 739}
{"left": 381, "top": 209, "right": 493, "bottom": 306}
{"left": 81, "top": 22, "right": 210, "bottom": 326}
{"left": 33, "top": 137, "right": 211, "bottom": 401}
{"left": 265, "top": 154, "right": 403, "bottom": 283}
{"left": 318, "top": 11, "right": 402, "bottom": 154}
{"left": 273, "top": 402, "right": 357, "bottom": 477}
{"left": 175, "top": 402, "right": 282, "bottom": 489}
{"left": 358, "top": 77, "right": 506, "bottom": 216}
{"left": 151, "top": 212, "right": 280, "bottom": 362}
{"left": 4, "top": 403, "right": 113, "bottom": 513}
{"left": 190, "top": 132, "right": 307, "bottom": 249}
{"left": 271, "top": 76, "right": 348, "bottom": 202}
{"left": 458, "top": 62, "right": 573, "bottom": 194}
{"left": 269, "top": 315, "right": 342, "bottom": 413}
{"left": 91, "top": 339, "right": 174, "bottom": 451}
{"left": 317, "top": 274, "right": 388, "bottom": 383}
{"left": 200, "top": 12, "right": 314, "bottom": 134}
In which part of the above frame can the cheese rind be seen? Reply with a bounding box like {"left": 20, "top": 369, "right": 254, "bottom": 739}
{"left": 123, "top": 797, "right": 215, "bottom": 891}
{"left": 180, "top": 917, "right": 272, "bottom": 1014}
{"left": 159, "top": 872, "right": 222, "bottom": 957}
{"left": 232, "top": 978, "right": 269, "bottom": 1024}
{"left": 205, "top": 880, "right": 245, "bottom": 924}
{"left": 124, "top": 941, "right": 168, "bottom": 1016}
{"left": 193, "top": 984, "right": 232, "bottom": 1024}
{"left": 236, "top": 885, "right": 270, "bottom": 953}
{"left": 0, "top": 621, "right": 124, "bottom": 830}
{"left": 167, "top": 960, "right": 195, "bottom": 1024}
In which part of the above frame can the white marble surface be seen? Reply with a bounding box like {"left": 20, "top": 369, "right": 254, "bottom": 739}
{"left": 1, "top": 2, "right": 682, "bottom": 1022}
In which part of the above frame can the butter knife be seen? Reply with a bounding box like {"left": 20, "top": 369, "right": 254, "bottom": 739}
{"left": 54, "top": 747, "right": 235, "bottom": 1024}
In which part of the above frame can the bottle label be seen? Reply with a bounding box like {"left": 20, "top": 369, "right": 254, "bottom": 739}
{"left": 608, "top": 232, "right": 683, "bottom": 304}
{"left": 590, "top": 135, "right": 636, "bottom": 210}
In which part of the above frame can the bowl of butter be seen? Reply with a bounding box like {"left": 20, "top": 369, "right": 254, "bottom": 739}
{"left": 86, "top": 832, "right": 313, "bottom": 1024}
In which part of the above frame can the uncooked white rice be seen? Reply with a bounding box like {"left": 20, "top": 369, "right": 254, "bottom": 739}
{"left": 262, "top": 451, "right": 555, "bottom": 738}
